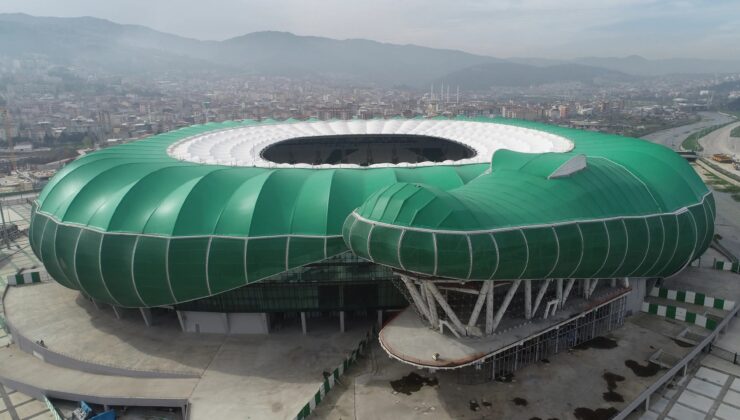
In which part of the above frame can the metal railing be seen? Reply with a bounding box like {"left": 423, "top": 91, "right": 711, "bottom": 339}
{"left": 614, "top": 303, "right": 739, "bottom": 419}
{"left": 710, "top": 344, "right": 739, "bottom": 365}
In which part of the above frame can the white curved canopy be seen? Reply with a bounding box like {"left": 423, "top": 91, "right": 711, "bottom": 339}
{"left": 167, "top": 119, "right": 574, "bottom": 168}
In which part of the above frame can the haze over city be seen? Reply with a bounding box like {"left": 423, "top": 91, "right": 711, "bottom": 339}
{"left": 1, "top": 0, "right": 740, "bottom": 59}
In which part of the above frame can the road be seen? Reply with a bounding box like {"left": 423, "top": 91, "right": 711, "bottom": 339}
{"left": 641, "top": 111, "right": 735, "bottom": 150}
{"left": 699, "top": 119, "right": 740, "bottom": 157}
{"left": 713, "top": 190, "right": 740, "bottom": 259}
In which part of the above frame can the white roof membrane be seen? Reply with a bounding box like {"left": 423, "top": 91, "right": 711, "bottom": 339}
{"left": 167, "top": 120, "right": 574, "bottom": 169}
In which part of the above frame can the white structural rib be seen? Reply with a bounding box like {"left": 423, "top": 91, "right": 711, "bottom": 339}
{"left": 397, "top": 229, "right": 407, "bottom": 270}
{"left": 544, "top": 227, "right": 560, "bottom": 278}
{"left": 608, "top": 219, "right": 629, "bottom": 277}
{"left": 488, "top": 233, "right": 500, "bottom": 280}
{"left": 366, "top": 224, "right": 375, "bottom": 262}
{"left": 432, "top": 233, "right": 438, "bottom": 276}
{"left": 644, "top": 217, "right": 666, "bottom": 276}
{"left": 702, "top": 200, "right": 712, "bottom": 247}
{"left": 627, "top": 218, "right": 651, "bottom": 277}
{"left": 98, "top": 233, "right": 123, "bottom": 307}
{"left": 656, "top": 214, "right": 680, "bottom": 275}
{"left": 37, "top": 216, "right": 50, "bottom": 266}
{"left": 49, "top": 224, "right": 74, "bottom": 288}
{"left": 243, "top": 238, "right": 249, "bottom": 285}
{"left": 676, "top": 210, "right": 699, "bottom": 274}
{"left": 204, "top": 237, "right": 213, "bottom": 295}
{"left": 518, "top": 230, "right": 530, "bottom": 279}
{"left": 591, "top": 221, "right": 611, "bottom": 278}
{"left": 568, "top": 224, "right": 585, "bottom": 278}
{"left": 346, "top": 217, "right": 359, "bottom": 255}
{"left": 71, "top": 228, "right": 91, "bottom": 297}
{"left": 165, "top": 238, "right": 177, "bottom": 302}
{"left": 285, "top": 236, "right": 291, "bottom": 271}
{"left": 466, "top": 234, "right": 473, "bottom": 279}
{"left": 130, "top": 236, "right": 147, "bottom": 306}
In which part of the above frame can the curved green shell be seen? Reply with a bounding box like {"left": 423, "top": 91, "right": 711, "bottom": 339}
{"left": 344, "top": 120, "right": 713, "bottom": 281}
{"left": 29, "top": 118, "right": 713, "bottom": 308}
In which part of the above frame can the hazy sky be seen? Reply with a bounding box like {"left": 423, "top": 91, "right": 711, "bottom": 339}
{"left": 1, "top": 0, "right": 739, "bottom": 59}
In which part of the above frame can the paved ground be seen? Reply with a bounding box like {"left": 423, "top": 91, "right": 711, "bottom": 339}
{"left": 640, "top": 365, "right": 740, "bottom": 420}
{"left": 6, "top": 283, "right": 224, "bottom": 377}
{"left": 315, "top": 313, "right": 698, "bottom": 420}
{"left": 642, "top": 112, "right": 735, "bottom": 151}
{"left": 0, "top": 345, "right": 199, "bottom": 404}
{"left": 314, "top": 265, "right": 740, "bottom": 420}
{"left": 380, "top": 287, "right": 627, "bottom": 368}
{"left": 0, "top": 385, "right": 55, "bottom": 420}
{"left": 2, "top": 280, "right": 372, "bottom": 420}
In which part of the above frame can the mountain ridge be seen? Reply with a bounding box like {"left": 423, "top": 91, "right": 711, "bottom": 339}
{"left": 2, "top": 13, "right": 739, "bottom": 87}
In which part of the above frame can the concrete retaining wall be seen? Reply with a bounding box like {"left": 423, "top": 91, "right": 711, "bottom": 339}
{"left": 7, "top": 319, "right": 198, "bottom": 379}
{"left": 177, "top": 311, "right": 270, "bottom": 334}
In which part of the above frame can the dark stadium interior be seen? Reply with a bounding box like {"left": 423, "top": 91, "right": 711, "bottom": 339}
{"left": 261, "top": 134, "right": 476, "bottom": 165}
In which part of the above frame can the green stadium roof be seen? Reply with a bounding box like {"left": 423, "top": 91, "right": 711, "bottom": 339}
{"left": 30, "top": 118, "right": 713, "bottom": 308}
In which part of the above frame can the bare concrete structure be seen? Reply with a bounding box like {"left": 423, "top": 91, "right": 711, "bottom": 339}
{"left": 385, "top": 271, "right": 645, "bottom": 382}
{"left": 1, "top": 281, "right": 373, "bottom": 420}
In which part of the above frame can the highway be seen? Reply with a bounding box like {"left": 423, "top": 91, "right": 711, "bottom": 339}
{"left": 641, "top": 111, "right": 735, "bottom": 150}
{"left": 698, "top": 119, "right": 740, "bottom": 157}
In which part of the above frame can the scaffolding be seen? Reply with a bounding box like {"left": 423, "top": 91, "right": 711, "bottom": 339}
{"left": 458, "top": 294, "right": 627, "bottom": 384}
{"left": 393, "top": 275, "right": 619, "bottom": 338}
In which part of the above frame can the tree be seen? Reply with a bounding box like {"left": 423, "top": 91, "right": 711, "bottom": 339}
{"left": 82, "top": 135, "right": 93, "bottom": 149}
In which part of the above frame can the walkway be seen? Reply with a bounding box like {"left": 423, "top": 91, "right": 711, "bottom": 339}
{"left": 0, "top": 384, "right": 55, "bottom": 420}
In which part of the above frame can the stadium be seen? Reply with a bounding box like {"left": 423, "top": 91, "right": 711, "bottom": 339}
{"left": 28, "top": 117, "right": 713, "bottom": 381}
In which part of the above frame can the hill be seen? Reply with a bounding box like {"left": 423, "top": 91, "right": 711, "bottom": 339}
{"left": 0, "top": 13, "right": 636, "bottom": 87}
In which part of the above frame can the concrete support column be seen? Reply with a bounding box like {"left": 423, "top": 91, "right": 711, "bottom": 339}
{"left": 524, "top": 280, "right": 533, "bottom": 320}
{"left": 110, "top": 305, "right": 122, "bottom": 320}
{"left": 467, "top": 282, "right": 490, "bottom": 327}
{"left": 400, "top": 276, "right": 431, "bottom": 321}
{"left": 562, "top": 278, "right": 576, "bottom": 307}
{"left": 221, "top": 313, "right": 229, "bottom": 334}
{"left": 485, "top": 281, "right": 494, "bottom": 335}
{"left": 490, "top": 280, "right": 521, "bottom": 334}
{"left": 532, "top": 279, "right": 552, "bottom": 317}
{"left": 340, "top": 311, "right": 345, "bottom": 333}
{"left": 587, "top": 278, "right": 599, "bottom": 299}
{"left": 426, "top": 282, "right": 466, "bottom": 336}
{"left": 176, "top": 310, "right": 186, "bottom": 332}
{"left": 556, "top": 279, "right": 563, "bottom": 306}
{"left": 262, "top": 313, "right": 270, "bottom": 334}
{"left": 301, "top": 311, "right": 307, "bottom": 335}
{"left": 425, "top": 282, "right": 439, "bottom": 328}
{"left": 139, "top": 307, "right": 153, "bottom": 327}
